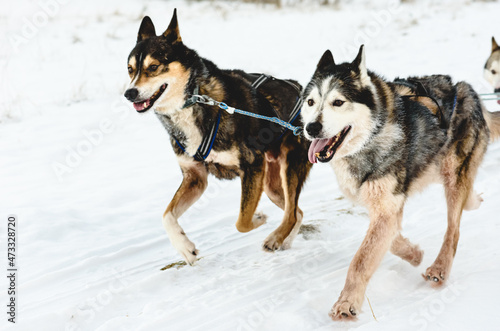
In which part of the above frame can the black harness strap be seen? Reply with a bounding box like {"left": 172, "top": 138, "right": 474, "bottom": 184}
{"left": 174, "top": 84, "right": 223, "bottom": 161}
{"left": 395, "top": 79, "right": 449, "bottom": 129}
{"left": 174, "top": 73, "right": 303, "bottom": 161}
{"left": 251, "top": 74, "right": 271, "bottom": 89}
{"left": 173, "top": 109, "right": 221, "bottom": 162}
{"left": 250, "top": 73, "right": 303, "bottom": 125}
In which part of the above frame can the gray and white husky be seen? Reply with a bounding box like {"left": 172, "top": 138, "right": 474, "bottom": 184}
{"left": 301, "top": 45, "right": 500, "bottom": 320}
{"left": 484, "top": 36, "right": 500, "bottom": 104}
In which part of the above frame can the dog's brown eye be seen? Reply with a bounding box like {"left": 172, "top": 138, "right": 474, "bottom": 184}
{"left": 333, "top": 100, "right": 344, "bottom": 107}
{"left": 492, "top": 69, "right": 497, "bottom": 75}
{"left": 148, "top": 65, "right": 158, "bottom": 72}
{"left": 307, "top": 99, "right": 315, "bottom": 106}
{"left": 128, "top": 66, "right": 133, "bottom": 74}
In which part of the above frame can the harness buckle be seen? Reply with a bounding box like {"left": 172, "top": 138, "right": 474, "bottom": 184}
{"left": 192, "top": 94, "right": 222, "bottom": 106}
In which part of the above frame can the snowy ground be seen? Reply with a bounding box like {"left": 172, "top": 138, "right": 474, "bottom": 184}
{"left": 1, "top": 0, "right": 500, "bottom": 330}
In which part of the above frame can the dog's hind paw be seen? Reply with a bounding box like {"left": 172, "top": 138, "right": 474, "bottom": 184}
{"left": 407, "top": 248, "right": 423, "bottom": 266}
{"left": 329, "top": 300, "right": 359, "bottom": 321}
{"left": 422, "top": 264, "right": 448, "bottom": 287}
{"left": 252, "top": 212, "right": 267, "bottom": 229}
{"left": 262, "top": 231, "right": 285, "bottom": 251}
{"left": 464, "top": 190, "right": 483, "bottom": 211}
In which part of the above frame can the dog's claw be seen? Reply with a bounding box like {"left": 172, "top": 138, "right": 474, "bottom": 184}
{"left": 350, "top": 308, "right": 356, "bottom": 316}
{"left": 263, "top": 244, "right": 275, "bottom": 252}
{"left": 427, "top": 275, "right": 430, "bottom": 280}
{"left": 433, "top": 277, "right": 439, "bottom": 282}
{"left": 341, "top": 312, "right": 349, "bottom": 318}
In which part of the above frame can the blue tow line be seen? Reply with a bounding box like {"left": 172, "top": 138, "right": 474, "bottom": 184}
{"left": 188, "top": 94, "right": 303, "bottom": 136}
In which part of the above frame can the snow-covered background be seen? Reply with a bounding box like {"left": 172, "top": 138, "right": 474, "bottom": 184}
{"left": 1, "top": 0, "right": 500, "bottom": 330}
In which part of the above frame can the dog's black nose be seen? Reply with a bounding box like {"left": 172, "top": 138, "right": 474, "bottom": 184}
{"left": 124, "top": 88, "right": 138, "bottom": 102}
{"left": 306, "top": 122, "right": 323, "bottom": 137}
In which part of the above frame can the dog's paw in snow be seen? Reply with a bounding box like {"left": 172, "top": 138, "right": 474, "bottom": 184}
{"left": 170, "top": 232, "right": 199, "bottom": 266}
{"left": 329, "top": 299, "right": 359, "bottom": 321}
{"left": 423, "top": 262, "right": 450, "bottom": 287}
{"left": 262, "top": 231, "right": 286, "bottom": 251}
{"left": 163, "top": 213, "right": 199, "bottom": 265}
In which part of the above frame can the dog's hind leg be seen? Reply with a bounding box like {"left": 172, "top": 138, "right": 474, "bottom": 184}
{"left": 163, "top": 160, "right": 208, "bottom": 265}
{"left": 235, "top": 162, "right": 266, "bottom": 233}
{"left": 391, "top": 234, "right": 423, "bottom": 266}
{"left": 390, "top": 209, "right": 423, "bottom": 266}
{"left": 263, "top": 157, "right": 285, "bottom": 210}
{"left": 263, "top": 141, "right": 311, "bottom": 251}
{"left": 424, "top": 84, "right": 489, "bottom": 287}
{"left": 423, "top": 160, "right": 470, "bottom": 286}
{"left": 263, "top": 157, "right": 303, "bottom": 250}
{"left": 423, "top": 155, "right": 478, "bottom": 286}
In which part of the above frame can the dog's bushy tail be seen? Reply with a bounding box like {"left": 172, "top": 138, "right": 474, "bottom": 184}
{"left": 483, "top": 108, "right": 500, "bottom": 142}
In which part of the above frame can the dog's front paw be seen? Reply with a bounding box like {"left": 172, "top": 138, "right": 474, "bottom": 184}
{"left": 262, "top": 231, "right": 285, "bottom": 251}
{"left": 171, "top": 232, "right": 199, "bottom": 266}
{"left": 329, "top": 299, "right": 359, "bottom": 321}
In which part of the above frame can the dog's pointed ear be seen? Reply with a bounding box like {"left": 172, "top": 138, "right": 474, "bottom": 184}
{"left": 163, "top": 9, "right": 182, "bottom": 44}
{"left": 315, "top": 50, "right": 335, "bottom": 74}
{"left": 137, "top": 16, "right": 156, "bottom": 43}
{"left": 492, "top": 36, "right": 499, "bottom": 52}
{"left": 352, "top": 45, "right": 369, "bottom": 83}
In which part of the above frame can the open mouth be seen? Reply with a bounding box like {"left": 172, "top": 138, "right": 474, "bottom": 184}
{"left": 495, "top": 88, "right": 500, "bottom": 105}
{"left": 133, "top": 84, "right": 167, "bottom": 112}
{"left": 308, "top": 126, "right": 351, "bottom": 163}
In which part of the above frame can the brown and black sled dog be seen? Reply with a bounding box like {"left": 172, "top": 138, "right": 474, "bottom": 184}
{"left": 123, "top": 10, "right": 312, "bottom": 265}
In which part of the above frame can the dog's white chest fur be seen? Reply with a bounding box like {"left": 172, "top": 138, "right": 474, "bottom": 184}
{"left": 330, "top": 158, "right": 360, "bottom": 202}
{"left": 165, "top": 107, "right": 240, "bottom": 167}
{"left": 167, "top": 107, "right": 204, "bottom": 156}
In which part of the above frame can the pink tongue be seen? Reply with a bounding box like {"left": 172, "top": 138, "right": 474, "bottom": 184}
{"left": 308, "top": 138, "right": 331, "bottom": 164}
{"left": 497, "top": 100, "right": 500, "bottom": 105}
{"left": 133, "top": 99, "right": 150, "bottom": 111}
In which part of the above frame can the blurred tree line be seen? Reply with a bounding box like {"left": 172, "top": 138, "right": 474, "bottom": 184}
{"left": 186, "top": 0, "right": 497, "bottom": 7}
{"left": 186, "top": 0, "right": 344, "bottom": 9}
